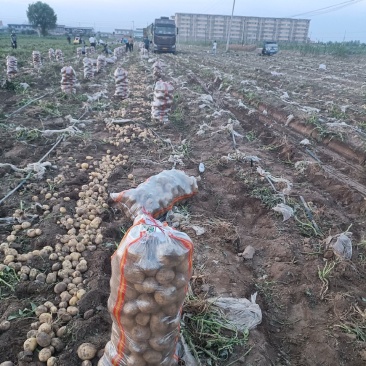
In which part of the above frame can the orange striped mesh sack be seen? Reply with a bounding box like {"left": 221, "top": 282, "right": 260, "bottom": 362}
{"left": 98, "top": 213, "right": 193, "bottom": 366}
{"left": 110, "top": 170, "right": 198, "bottom": 221}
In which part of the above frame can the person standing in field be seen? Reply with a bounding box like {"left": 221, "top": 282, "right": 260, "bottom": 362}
{"left": 212, "top": 40, "right": 217, "bottom": 55}
{"left": 143, "top": 36, "right": 150, "bottom": 52}
{"left": 128, "top": 36, "right": 134, "bottom": 52}
{"left": 67, "top": 34, "right": 71, "bottom": 44}
{"left": 89, "top": 35, "right": 96, "bottom": 48}
{"left": 11, "top": 33, "right": 17, "bottom": 49}
{"left": 125, "top": 37, "right": 130, "bottom": 52}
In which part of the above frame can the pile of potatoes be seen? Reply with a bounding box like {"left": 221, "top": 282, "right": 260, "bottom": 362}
{"left": 99, "top": 216, "right": 193, "bottom": 366}
{"left": 110, "top": 169, "right": 198, "bottom": 221}
{"left": 0, "top": 153, "right": 129, "bottom": 364}
{"left": 104, "top": 122, "right": 153, "bottom": 147}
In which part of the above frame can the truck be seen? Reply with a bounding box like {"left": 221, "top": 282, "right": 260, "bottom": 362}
{"left": 149, "top": 17, "right": 178, "bottom": 54}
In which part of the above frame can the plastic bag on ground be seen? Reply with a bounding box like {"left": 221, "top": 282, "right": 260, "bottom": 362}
{"left": 110, "top": 169, "right": 198, "bottom": 221}
{"left": 328, "top": 232, "right": 352, "bottom": 260}
{"left": 207, "top": 293, "right": 262, "bottom": 332}
{"left": 98, "top": 213, "right": 193, "bottom": 366}
{"left": 272, "top": 203, "right": 294, "bottom": 221}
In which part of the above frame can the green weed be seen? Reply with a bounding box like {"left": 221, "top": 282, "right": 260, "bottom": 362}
{"left": 8, "top": 302, "right": 37, "bottom": 320}
{"left": 250, "top": 186, "right": 282, "bottom": 209}
{"left": 318, "top": 261, "right": 337, "bottom": 300}
{"left": 182, "top": 295, "right": 248, "bottom": 365}
{"left": 0, "top": 266, "right": 20, "bottom": 297}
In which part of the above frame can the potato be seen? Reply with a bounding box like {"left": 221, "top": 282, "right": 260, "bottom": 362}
{"left": 77, "top": 342, "right": 97, "bottom": 360}
{"left": 122, "top": 301, "right": 140, "bottom": 316}
{"left": 128, "top": 340, "right": 148, "bottom": 354}
{"left": 124, "top": 265, "right": 145, "bottom": 284}
{"left": 176, "top": 259, "right": 190, "bottom": 274}
{"left": 51, "top": 337, "right": 65, "bottom": 352}
{"left": 124, "top": 284, "right": 139, "bottom": 301}
{"left": 154, "top": 285, "right": 177, "bottom": 306}
{"left": 39, "top": 347, "right": 52, "bottom": 362}
{"left": 81, "top": 361, "right": 92, "bottom": 366}
{"left": 120, "top": 314, "right": 135, "bottom": 330}
{"left": 36, "top": 331, "right": 52, "bottom": 347}
{"left": 38, "top": 323, "right": 52, "bottom": 334}
{"left": 130, "top": 325, "right": 151, "bottom": 341}
{"left": 47, "top": 357, "right": 58, "bottom": 366}
{"left": 171, "top": 272, "right": 188, "bottom": 289}
{"left": 142, "top": 350, "right": 163, "bottom": 363}
{"left": 176, "top": 287, "right": 187, "bottom": 305}
{"left": 149, "top": 335, "right": 173, "bottom": 352}
{"left": 134, "top": 277, "right": 159, "bottom": 294}
{"left": 136, "top": 294, "right": 159, "bottom": 314}
{"left": 155, "top": 268, "right": 175, "bottom": 285}
{"left": 162, "top": 303, "right": 180, "bottom": 317}
{"left": 150, "top": 313, "right": 169, "bottom": 334}
{"left": 135, "top": 313, "right": 150, "bottom": 326}
{"left": 126, "top": 354, "right": 146, "bottom": 366}
{"left": 24, "top": 337, "right": 38, "bottom": 352}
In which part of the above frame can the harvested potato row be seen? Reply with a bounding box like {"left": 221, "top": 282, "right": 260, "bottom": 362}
{"left": 99, "top": 214, "right": 193, "bottom": 366}
{"left": 110, "top": 169, "right": 198, "bottom": 221}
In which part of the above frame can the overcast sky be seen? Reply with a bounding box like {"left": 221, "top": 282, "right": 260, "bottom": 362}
{"left": 2, "top": 0, "right": 366, "bottom": 42}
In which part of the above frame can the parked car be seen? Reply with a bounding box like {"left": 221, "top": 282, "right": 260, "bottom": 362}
{"left": 261, "top": 41, "right": 278, "bottom": 56}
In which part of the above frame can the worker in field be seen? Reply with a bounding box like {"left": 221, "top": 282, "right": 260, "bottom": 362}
{"left": 11, "top": 32, "right": 17, "bottom": 49}
{"left": 212, "top": 40, "right": 217, "bottom": 55}
{"left": 67, "top": 34, "right": 71, "bottom": 44}
{"left": 89, "top": 35, "right": 96, "bottom": 48}
{"left": 128, "top": 36, "right": 134, "bottom": 52}
{"left": 143, "top": 36, "right": 150, "bottom": 52}
{"left": 125, "top": 37, "right": 130, "bottom": 52}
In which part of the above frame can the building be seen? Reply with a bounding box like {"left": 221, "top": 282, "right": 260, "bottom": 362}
{"left": 175, "top": 13, "right": 310, "bottom": 43}
{"left": 8, "top": 23, "right": 35, "bottom": 33}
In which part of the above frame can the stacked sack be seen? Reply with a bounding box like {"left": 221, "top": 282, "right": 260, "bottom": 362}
{"left": 99, "top": 214, "right": 193, "bottom": 366}
{"left": 32, "top": 51, "right": 42, "bottom": 69}
{"left": 97, "top": 55, "right": 106, "bottom": 73}
{"left": 6, "top": 56, "right": 17, "bottom": 80}
{"left": 55, "top": 49, "right": 64, "bottom": 64}
{"left": 76, "top": 47, "right": 83, "bottom": 58}
{"left": 60, "top": 66, "right": 77, "bottom": 94}
{"left": 110, "top": 170, "right": 198, "bottom": 221}
{"left": 83, "top": 57, "right": 94, "bottom": 80}
{"left": 49, "top": 48, "right": 55, "bottom": 62}
{"left": 151, "top": 80, "right": 174, "bottom": 124}
{"left": 114, "top": 67, "right": 128, "bottom": 99}
{"left": 100, "top": 169, "right": 198, "bottom": 366}
{"left": 152, "top": 60, "right": 164, "bottom": 80}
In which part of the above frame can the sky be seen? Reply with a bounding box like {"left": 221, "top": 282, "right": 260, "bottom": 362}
{"left": 2, "top": 0, "right": 366, "bottom": 42}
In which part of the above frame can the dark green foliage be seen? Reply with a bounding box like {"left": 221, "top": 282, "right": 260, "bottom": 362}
{"left": 26, "top": 1, "right": 57, "bottom": 36}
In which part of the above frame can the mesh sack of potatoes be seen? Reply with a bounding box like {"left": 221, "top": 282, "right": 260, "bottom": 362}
{"left": 151, "top": 80, "right": 174, "bottom": 123}
{"left": 98, "top": 213, "right": 193, "bottom": 366}
{"left": 110, "top": 169, "right": 198, "bottom": 221}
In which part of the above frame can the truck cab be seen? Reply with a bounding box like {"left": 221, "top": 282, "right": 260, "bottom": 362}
{"left": 152, "top": 17, "right": 177, "bottom": 54}
{"left": 262, "top": 41, "right": 278, "bottom": 56}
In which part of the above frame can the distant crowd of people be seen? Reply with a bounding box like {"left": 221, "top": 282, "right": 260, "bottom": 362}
{"left": 8, "top": 31, "right": 152, "bottom": 55}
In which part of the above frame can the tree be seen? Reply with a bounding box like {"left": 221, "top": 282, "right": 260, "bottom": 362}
{"left": 27, "top": 1, "right": 57, "bottom": 36}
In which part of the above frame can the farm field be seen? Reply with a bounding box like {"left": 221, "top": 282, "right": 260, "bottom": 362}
{"left": 1, "top": 35, "right": 366, "bottom": 365}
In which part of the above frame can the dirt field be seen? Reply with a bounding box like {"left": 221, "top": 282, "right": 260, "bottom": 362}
{"left": 1, "top": 38, "right": 366, "bottom": 366}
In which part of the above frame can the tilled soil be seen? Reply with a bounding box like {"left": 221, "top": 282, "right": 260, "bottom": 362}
{"left": 0, "top": 45, "right": 366, "bottom": 366}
